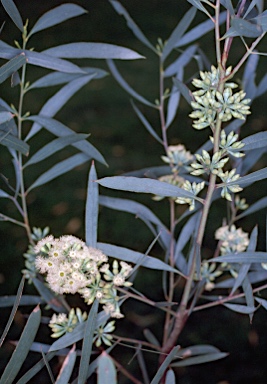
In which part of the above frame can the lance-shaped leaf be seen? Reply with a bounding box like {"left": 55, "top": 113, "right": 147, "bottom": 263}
{"left": 43, "top": 42, "right": 144, "bottom": 60}
{"left": 0, "top": 306, "right": 41, "bottom": 384}
{"left": 171, "top": 352, "right": 228, "bottom": 367}
{"left": 97, "top": 242, "right": 180, "bottom": 274}
{"left": 0, "top": 111, "right": 13, "bottom": 124}
{"left": 107, "top": 59, "right": 156, "bottom": 107}
{"left": 78, "top": 300, "right": 99, "bottom": 384}
{"left": 173, "top": 77, "right": 193, "bottom": 104}
{"left": 24, "top": 133, "right": 89, "bottom": 167}
{"left": 0, "top": 295, "right": 44, "bottom": 307}
{"left": 97, "top": 176, "right": 203, "bottom": 201}
{"left": 0, "top": 277, "right": 24, "bottom": 348}
{"left": 131, "top": 100, "right": 163, "bottom": 144}
{"left": 151, "top": 346, "right": 180, "bottom": 384}
{"left": 26, "top": 115, "right": 106, "bottom": 165}
{"left": 85, "top": 163, "right": 99, "bottom": 248}
{"left": 223, "top": 303, "right": 256, "bottom": 314}
{"left": 1, "top": 0, "right": 23, "bottom": 31}
{"left": 28, "top": 67, "right": 107, "bottom": 89}
{"left": 210, "top": 251, "right": 267, "bottom": 264}
{"left": 55, "top": 345, "right": 77, "bottom": 384}
{"left": 16, "top": 351, "right": 57, "bottom": 384}
{"left": 256, "top": 72, "right": 267, "bottom": 98}
{"left": 186, "top": 0, "right": 212, "bottom": 18}
{"left": 242, "top": 131, "right": 267, "bottom": 151}
{"left": 162, "top": 7, "right": 196, "bottom": 61}
{"left": 165, "top": 45, "right": 197, "bottom": 77}
{"left": 97, "top": 352, "right": 117, "bottom": 384}
{"left": 0, "top": 44, "right": 84, "bottom": 74}
{"left": 166, "top": 69, "right": 183, "bottom": 128}
{"left": 29, "top": 4, "right": 87, "bottom": 37}
{"left": 175, "top": 11, "right": 227, "bottom": 48}
{"left": 223, "top": 17, "right": 263, "bottom": 38}
{"left": 26, "top": 74, "right": 95, "bottom": 140}
{"left": 0, "top": 131, "right": 29, "bottom": 155}
{"left": 32, "top": 278, "right": 68, "bottom": 313}
{"left": 252, "top": 10, "right": 267, "bottom": 31}
{"left": 109, "top": 0, "right": 156, "bottom": 53}
{"left": 27, "top": 153, "right": 90, "bottom": 192}
{"left": 166, "top": 369, "right": 176, "bottom": 384}
{"left": 0, "top": 53, "right": 26, "bottom": 84}
{"left": 242, "top": 53, "right": 258, "bottom": 100}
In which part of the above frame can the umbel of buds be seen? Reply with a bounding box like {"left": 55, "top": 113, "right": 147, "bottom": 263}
{"left": 35, "top": 235, "right": 133, "bottom": 318}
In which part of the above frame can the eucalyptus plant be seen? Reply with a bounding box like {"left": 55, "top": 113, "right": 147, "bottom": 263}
{"left": 1, "top": 0, "right": 267, "bottom": 383}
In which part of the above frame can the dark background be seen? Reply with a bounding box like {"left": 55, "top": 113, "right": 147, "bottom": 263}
{"left": 1, "top": 1, "right": 267, "bottom": 383}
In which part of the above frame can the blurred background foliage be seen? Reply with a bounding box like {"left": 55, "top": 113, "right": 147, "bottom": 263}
{"left": 1, "top": 1, "right": 267, "bottom": 383}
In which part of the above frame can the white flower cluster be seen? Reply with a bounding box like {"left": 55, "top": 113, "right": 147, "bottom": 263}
{"left": 215, "top": 225, "right": 249, "bottom": 255}
{"left": 190, "top": 66, "right": 251, "bottom": 130}
{"left": 35, "top": 235, "right": 133, "bottom": 318}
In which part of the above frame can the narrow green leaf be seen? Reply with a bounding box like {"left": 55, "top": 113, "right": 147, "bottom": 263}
{"left": 85, "top": 162, "right": 99, "bottom": 248}
{"left": 24, "top": 133, "right": 89, "bottom": 167}
{"left": 0, "top": 277, "right": 25, "bottom": 348}
{"left": 29, "top": 67, "right": 107, "bottom": 89}
{"left": 0, "top": 131, "right": 29, "bottom": 155}
{"left": 32, "top": 278, "right": 68, "bottom": 313}
{"left": 0, "top": 306, "right": 41, "bottom": 384}
{"left": 186, "top": 0, "right": 212, "bottom": 18}
{"left": 242, "top": 132, "right": 267, "bottom": 151}
{"left": 173, "top": 77, "right": 193, "bottom": 104}
{"left": 55, "top": 346, "right": 77, "bottom": 384}
{"left": 27, "top": 153, "right": 90, "bottom": 192}
{"left": 1, "top": 0, "right": 23, "bottom": 31}
{"left": 109, "top": 0, "right": 156, "bottom": 53}
{"left": 131, "top": 100, "right": 163, "bottom": 144}
{"left": 16, "top": 351, "right": 57, "bottom": 384}
{"left": 176, "top": 345, "right": 220, "bottom": 357}
{"left": 210, "top": 251, "right": 267, "bottom": 264}
{"left": 171, "top": 352, "right": 228, "bottom": 367}
{"left": 143, "top": 329, "right": 160, "bottom": 347}
{"left": 29, "top": 4, "right": 87, "bottom": 36}
{"left": 162, "top": 7, "right": 196, "bottom": 61}
{"left": 223, "top": 303, "right": 256, "bottom": 314}
{"left": 78, "top": 300, "right": 99, "bottom": 384}
{"left": 151, "top": 346, "right": 180, "bottom": 384}
{"left": 44, "top": 42, "right": 144, "bottom": 60}
{"left": 97, "top": 352, "right": 117, "bottom": 384}
{"left": 166, "top": 72, "right": 182, "bottom": 128}
{"left": 26, "top": 115, "right": 107, "bottom": 166}
{"left": 26, "top": 75, "right": 95, "bottom": 140}
{"left": 97, "top": 242, "right": 180, "bottom": 274}
{"left": 107, "top": 59, "right": 156, "bottom": 107}
{"left": 165, "top": 45, "right": 197, "bottom": 77}
{"left": 166, "top": 369, "right": 176, "bottom": 384}
{"left": 0, "top": 111, "right": 13, "bottom": 124}
{"left": 97, "top": 176, "right": 201, "bottom": 201}
{"left": 0, "top": 54, "right": 26, "bottom": 84}
{"left": 0, "top": 295, "right": 44, "bottom": 307}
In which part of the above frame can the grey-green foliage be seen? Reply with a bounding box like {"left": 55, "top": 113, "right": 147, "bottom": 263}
{"left": 2, "top": 0, "right": 267, "bottom": 383}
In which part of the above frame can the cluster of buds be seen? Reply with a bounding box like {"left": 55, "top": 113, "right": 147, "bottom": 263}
{"left": 161, "top": 144, "right": 193, "bottom": 172}
{"left": 35, "top": 235, "right": 133, "bottom": 318}
{"left": 197, "top": 261, "right": 223, "bottom": 291}
{"left": 215, "top": 224, "right": 249, "bottom": 255}
{"left": 190, "top": 66, "right": 251, "bottom": 130}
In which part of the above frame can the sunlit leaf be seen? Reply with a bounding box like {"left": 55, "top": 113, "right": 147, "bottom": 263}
{"left": 26, "top": 115, "right": 106, "bottom": 166}
{"left": 0, "top": 306, "right": 41, "bottom": 384}
{"left": 162, "top": 7, "right": 196, "bottom": 61}
{"left": 97, "top": 352, "right": 117, "bottom": 384}
{"left": 1, "top": 0, "right": 23, "bottom": 31}
{"left": 97, "top": 242, "right": 180, "bottom": 274}
{"left": 43, "top": 42, "right": 144, "bottom": 60}
{"left": 27, "top": 153, "right": 90, "bottom": 192}
{"left": 97, "top": 176, "right": 202, "bottom": 201}
{"left": 24, "top": 133, "right": 89, "bottom": 167}
{"left": 29, "top": 4, "right": 87, "bottom": 36}
{"left": 109, "top": 0, "right": 156, "bottom": 53}
{"left": 107, "top": 59, "right": 156, "bottom": 107}
{"left": 0, "top": 54, "right": 26, "bottom": 84}
{"left": 131, "top": 100, "right": 163, "bottom": 143}
{"left": 85, "top": 163, "right": 98, "bottom": 248}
